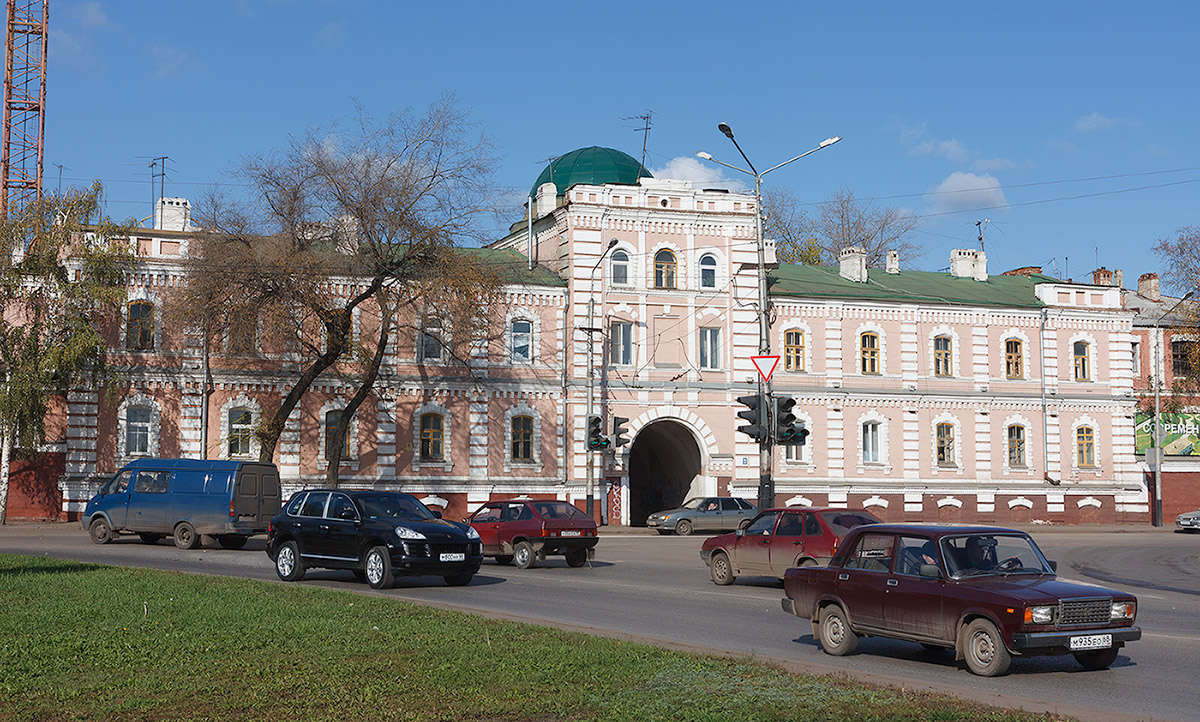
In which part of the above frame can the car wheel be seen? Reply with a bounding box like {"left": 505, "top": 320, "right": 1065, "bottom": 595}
{"left": 513, "top": 541, "right": 536, "bottom": 569}
{"left": 962, "top": 619, "right": 1012, "bottom": 676}
{"left": 351, "top": 569, "right": 366, "bottom": 581}
{"left": 565, "top": 548, "right": 588, "bottom": 567}
{"left": 1073, "top": 647, "right": 1119, "bottom": 670}
{"left": 275, "top": 540, "right": 305, "bottom": 582}
{"left": 494, "top": 555, "right": 514, "bottom": 566}
{"left": 137, "top": 533, "right": 163, "bottom": 545}
{"left": 443, "top": 572, "right": 474, "bottom": 586}
{"left": 818, "top": 605, "right": 858, "bottom": 656}
{"left": 364, "top": 545, "right": 394, "bottom": 589}
{"left": 217, "top": 535, "right": 248, "bottom": 550}
{"left": 173, "top": 522, "right": 200, "bottom": 550}
{"left": 88, "top": 518, "right": 113, "bottom": 545}
{"left": 675, "top": 519, "right": 693, "bottom": 536}
{"left": 710, "top": 551, "right": 735, "bottom": 586}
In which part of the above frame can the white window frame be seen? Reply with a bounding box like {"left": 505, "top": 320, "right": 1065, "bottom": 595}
{"left": 610, "top": 320, "right": 633, "bottom": 366}
{"left": 699, "top": 327, "right": 720, "bottom": 370}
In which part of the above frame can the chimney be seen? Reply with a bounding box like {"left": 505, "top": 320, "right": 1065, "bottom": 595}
{"left": 535, "top": 182, "right": 557, "bottom": 218}
{"left": 973, "top": 250, "right": 988, "bottom": 281}
{"left": 1092, "top": 267, "right": 1113, "bottom": 286}
{"left": 949, "top": 249, "right": 976, "bottom": 278}
{"left": 1138, "top": 273, "right": 1160, "bottom": 302}
{"left": 1114, "top": 269, "right": 1124, "bottom": 288}
{"left": 155, "top": 197, "right": 192, "bottom": 231}
{"left": 838, "top": 246, "right": 868, "bottom": 283}
{"left": 885, "top": 250, "right": 899, "bottom": 274}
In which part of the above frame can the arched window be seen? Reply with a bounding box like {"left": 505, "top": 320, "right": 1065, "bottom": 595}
{"left": 699, "top": 254, "right": 717, "bottom": 289}
{"left": 860, "top": 332, "right": 880, "bottom": 375}
{"left": 126, "top": 407, "right": 152, "bottom": 456}
{"left": 228, "top": 408, "right": 253, "bottom": 457}
{"left": 654, "top": 249, "right": 677, "bottom": 289}
{"left": 1007, "top": 425, "right": 1026, "bottom": 467}
{"left": 420, "top": 413, "right": 444, "bottom": 461}
{"left": 324, "top": 410, "right": 349, "bottom": 460}
{"left": 1076, "top": 426, "right": 1095, "bottom": 467}
{"left": 510, "top": 319, "right": 532, "bottom": 363}
{"left": 511, "top": 415, "right": 533, "bottom": 462}
{"left": 1005, "top": 339, "right": 1023, "bottom": 379}
{"left": 784, "top": 330, "right": 805, "bottom": 372}
{"left": 934, "top": 336, "right": 952, "bottom": 376}
{"left": 936, "top": 422, "right": 955, "bottom": 467}
{"left": 610, "top": 250, "right": 629, "bottom": 285}
{"left": 126, "top": 301, "right": 154, "bottom": 351}
{"left": 1073, "top": 341, "right": 1090, "bottom": 380}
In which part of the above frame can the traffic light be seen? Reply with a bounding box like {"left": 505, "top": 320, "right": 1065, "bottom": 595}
{"left": 774, "top": 395, "right": 809, "bottom": 445}
{"left": 736, "top": 394, "right": 767, "bottom": 442}
{"left": 586, "top": 414, "right": 610, "bottom": 450}
{"left": 612, "top": 416, "right": 630, "bottom": 447}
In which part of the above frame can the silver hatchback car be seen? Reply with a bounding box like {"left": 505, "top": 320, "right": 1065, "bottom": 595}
{"left": 645, "top": 496, "right": 756, "bottom": 536}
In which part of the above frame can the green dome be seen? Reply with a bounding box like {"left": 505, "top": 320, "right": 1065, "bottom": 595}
{"left": 530, "top": 146, "right": 652, "bottom": 197}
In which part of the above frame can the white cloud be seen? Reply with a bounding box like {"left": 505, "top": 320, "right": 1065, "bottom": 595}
{"left": 926, "top": 172, "right": 1007, "bottom": 215}
{"left": 1046, "top": 139, "right": 1082, "bottom": 155}
{"left": 651, "top": 156, "right": 748, "bottom": 192}
{"left": 315, "top": 21, "right": 346, "bottom": 49}
{"left": 974, "top": 157, "right": 1031, "bottom": 172}
{"left": 910, "top": 138, "right": 968, "bottom": 164}
{"left": 145, "top": 43, "right": 195, "bottom": 80}
{"left": 1073, "top": 112, "right": 1138, "bottom": 133}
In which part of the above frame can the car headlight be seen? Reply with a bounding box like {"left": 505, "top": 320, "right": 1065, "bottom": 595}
{"left": 465, "top": 525, "right": 480, "bottom": 540}
{"left": 394, "top": 526, "right": 426, "bottom": 540}
{"left": 1111, "top": 601, "right": 1136, "bottom": 620}
{"left": 1024, "top": 605, "right": 1055, "bottom": 625}
{"left": 660, "top": 515, "right": 671, "bottom": 521}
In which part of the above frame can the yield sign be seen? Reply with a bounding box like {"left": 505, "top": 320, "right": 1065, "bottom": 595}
{"left": 751, "top": 355, "right": 780, "bottom": 383}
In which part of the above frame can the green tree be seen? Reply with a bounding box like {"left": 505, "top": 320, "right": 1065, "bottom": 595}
{"left": 0, "top": 184, "right": 136, "bottom": 523}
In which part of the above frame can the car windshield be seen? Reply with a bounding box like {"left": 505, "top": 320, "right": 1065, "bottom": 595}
{"left": 531, "top": 501, "right": 588, "bottom": 520}
{"left": 357, "top": 493, "right": 436, "bottom": 522}
{"left": 819, "top": 511, "right": 880, "bottom": 537}
{"left": 679, "top": 498, "right": 706, "bottom": 510}
{"left": 941, "top": 533, "right": 1053, "bottom": 578}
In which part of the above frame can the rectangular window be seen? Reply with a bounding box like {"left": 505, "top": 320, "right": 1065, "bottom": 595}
{"left": 127, "top": 407, "right": 151, "bottom": 455}
{"left": 699, "top": 327, "right": 720, "bottom": 370}
{"left": 1077, "top": 426, "right": 1095, "bottom": 467}
{"left": 1073, "top": 341, "right": 1090, "bottom": 380}
{"left": 511, "top": 415, "right": 533, "bottom": 461}
{"left": 1172, "top": 339, "right": 1194, "bottom": 378}
{"left": 1132, "top": 341, "right": 1140, "bottom": 376}
{"left": 229, "top": 313, "right": 257, "bottom": 355}
{"left": 1007, "top": 425, "right": 1026, "bottom": 467}
{"left": 324, "top": 410, "right": 348, "bottom": 460}
{"left": 228, "top": 409, "right": 253, "bottom": 457}
{"left": 862, "top": 422, "right": 880, "bottom": 464}
{"left": 126, "top": 301, "right": 154, "bottom": 351}
{"left": 860, "top": 333, "right": 879, "bottom": 375}
{"left": 610, "top": 321, "right": 633, "bottom": 365}
{"left": 782, "top": 443, "right": 803, "bottom": 463}
{"left": 934, "top": 337, "right": 952, "bottom": 376}
{"left": 1005, "top": 339, "right": 1023, "bottom": 379}
{"left": 936, "top": 423, "right": 955, "bottom": 467}
{"left": 511, "top": 320, "right": 532, "bottom": 363}
{"left": 420, "top": 414, "right": 444, "bottom": 461}
{"left": 784, "top": 330, "right": 805, "bottom": 372}
{"left": 421, "top": 319, "right": 442, "bottom": 362}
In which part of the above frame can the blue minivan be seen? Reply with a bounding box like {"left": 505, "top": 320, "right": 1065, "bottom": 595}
{"left": 81, "top": 458, "right": 282, "bottom": 550}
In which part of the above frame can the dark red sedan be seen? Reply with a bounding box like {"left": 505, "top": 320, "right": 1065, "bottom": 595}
{"left": 466, "top": 498, "right": 598, "bottom": 569}
{"left": 700, "top": 507, "right": 880, "bottom": 584}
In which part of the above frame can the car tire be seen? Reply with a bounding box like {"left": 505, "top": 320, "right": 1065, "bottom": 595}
{"left": 351, "top": 569, "right": 366, "bottom": 581}
{"left": 818, "top": 605, "right": 858, "bottom": 656}
{"left": 565, "top": 548, "right": 588, "bottom": 567}
{"left": 513, "top": 541, "right": 536, "bottom": 569}
{"left": 275, "top": 540, "right": 305, "bottom": 582}
{"left": 675, "top": 519, "right": 693, "bottom": 536}
{"left": 1073, "top": 647, "right": 1119, "bottom": 670}
{"left": 217, "top": 535, "right": 248, "bottom": 550}
{"left": 494, "top": 555, "right": 514, "bottom": 566}
{"left": 710, "top": 551, "right": 735, "bottom": 586}
{"left": 173, "top": 522, "right": 200, "bottom": 550}
{"left": 443, "top": 572, "right": 474, "bottom": 586}
{"left": 88, "top": 518, "right": 113, "bottom": 545}
{"left": 137, "top": 533, "right": 163, "bottom": 545}
{"left": 364, "top": 545, "right": 395, "bottom": 589}
{"left": 962, "top": 619, "right": 1012, "bottom": 677}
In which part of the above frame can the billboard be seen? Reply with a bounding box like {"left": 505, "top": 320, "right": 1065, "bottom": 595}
{"left": 1135, "top": 412, "right": 1200, "bottom": 456}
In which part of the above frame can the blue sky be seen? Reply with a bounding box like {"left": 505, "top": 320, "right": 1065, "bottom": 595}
{"left": 45, "top": 1, "right": 1199, "bottom": 287}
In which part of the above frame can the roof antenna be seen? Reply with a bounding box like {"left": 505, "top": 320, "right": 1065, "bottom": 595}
{"left": 623, "top": 110, "right": 653, "bottom": 177}
{"left": 975, "top": 219, "right": 989, "bottom": 252}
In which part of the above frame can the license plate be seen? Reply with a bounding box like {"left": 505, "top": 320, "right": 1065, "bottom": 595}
{"left": 1069, "top": 634, "right": 1112, "bottom": 650}
{"left": 560, "top": 530, "right": 581, "bottom": 537}
{"left": 440, "top": 553, "right": 465, "bottom": 562}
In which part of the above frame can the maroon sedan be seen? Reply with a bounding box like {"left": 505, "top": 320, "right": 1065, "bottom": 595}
{"left": 700, "top": 507, "right": 880, "bottom": 585}
{"left": 781, "top": 524, "right": 1140, "bottom": 676}
{"left": 466, "top": 498, "right": 598, "bottom": 569}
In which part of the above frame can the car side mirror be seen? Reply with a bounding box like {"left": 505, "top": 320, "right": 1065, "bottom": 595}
{"left": 738, "top": 518, "right": 752, "bottom": 530}
{"left": 1048, "top": 560, "right": 1058, "bottom": 573}
{"left": 735, "top": 528, "right": 745, "bottom": 538}
{"left": 432, "top": 510, "right": 443, "bottom": 519}
{"left": 918, "top": 563, "right": 943, "bottom": 579}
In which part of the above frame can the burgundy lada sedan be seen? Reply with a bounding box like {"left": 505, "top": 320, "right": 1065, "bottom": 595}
{"left": 781, "top": 524, "right": 1140, "bottom": 676}
{"left": 466, "top": 498, "right": 598, "bottom": 569}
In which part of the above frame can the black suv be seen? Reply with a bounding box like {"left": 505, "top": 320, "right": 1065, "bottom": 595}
{"left": 266, "top": 489, "right": 483, "bottom": 588}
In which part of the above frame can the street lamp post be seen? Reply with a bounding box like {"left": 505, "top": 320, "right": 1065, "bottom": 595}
{"left": 697, "top": 125, "right": 840, "bottom": 511}
{"left": 1153, "top": 290, "right": 1193, "bottom": 526}
{"left": 585, "top": 238, "right": 619, "bottom": 521}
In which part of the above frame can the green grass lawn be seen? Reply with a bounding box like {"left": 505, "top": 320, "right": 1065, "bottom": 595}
{"left": 0, "top": 554, "right": 1070, "bottom": 722}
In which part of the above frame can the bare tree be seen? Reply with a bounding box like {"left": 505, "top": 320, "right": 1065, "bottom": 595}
{"left": 768, "top": 187, "right": 921, "bottom": 267}
{"left": 1153, "top": 225, "right": 1200, "bottom": 295}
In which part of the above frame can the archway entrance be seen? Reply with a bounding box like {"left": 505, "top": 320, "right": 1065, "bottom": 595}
{"left": 627, "top": 419, "right": 703, "bottom": 526}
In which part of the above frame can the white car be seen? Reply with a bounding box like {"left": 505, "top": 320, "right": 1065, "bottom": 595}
{"left": 1176, "top": 509, "right": 1200, "bottom": 532}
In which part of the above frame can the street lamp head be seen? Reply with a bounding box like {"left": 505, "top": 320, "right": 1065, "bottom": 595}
{"left": 695, "top": 151, "right": 713, "bottom": 160}
{"left": 1183, "top": 291, "right": 1195, "bottom": 301}
{"left": 717, "top": 122, "right": 734, "bottom": 139}
{"left": 820, "top": 136, "right": 842, "bottom": 148}
{"left": 607, "top": 238, "right": 618, "bottom": 249}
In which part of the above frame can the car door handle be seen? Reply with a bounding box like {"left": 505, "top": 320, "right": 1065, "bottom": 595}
{"left": 792, "top": 540, "right": 803, "bottom": 546}
{"left": 838, "top": 573, "right": 849, "bottom": 581}
{"left": 886, "top": 578, "right": 898, "bottom": 586}
{"left": 319, "top": 524, "right": 330, "bottom": 531}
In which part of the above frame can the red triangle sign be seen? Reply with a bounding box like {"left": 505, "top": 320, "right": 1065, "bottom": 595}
{"left": 751, "top": 355, "right": 780, "bottom": 383}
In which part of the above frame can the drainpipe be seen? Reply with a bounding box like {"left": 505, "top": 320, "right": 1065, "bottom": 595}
{"left": 526, "top": 197, "right": 534, "bottom": 271}
{"left": 560, "top": 270, "right": 570, "bottom": 486}
{"left": 1040, "top": 308, "right": 1058, "bottom": 485}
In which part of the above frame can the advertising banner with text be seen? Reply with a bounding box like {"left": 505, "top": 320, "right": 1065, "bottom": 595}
{"left": 1135, "top": 412, "right": 1200, "bottom": 456}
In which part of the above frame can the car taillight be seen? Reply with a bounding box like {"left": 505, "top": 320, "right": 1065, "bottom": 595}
{"left": 229, "top": 500, "right": 236, "bottom": 518}
{"left": 542, "top": 527, "right": 556, "bottom": 537}
{"left": 268, "top": 522, "right": 273, "bottom": 535}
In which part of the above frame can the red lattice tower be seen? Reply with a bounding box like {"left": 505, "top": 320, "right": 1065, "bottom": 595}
{"left": 1, "top": 0, "right": 47, "bottom": 218}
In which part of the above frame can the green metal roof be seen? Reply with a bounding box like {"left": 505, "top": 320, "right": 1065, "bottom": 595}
{"left": 454, "top": 247, "right": 565, "bottom": 287}
{"left": 530, "top": 147, "right": 652, "bottom": 198}
{"left": 768, "top": 263, "right": 1052, "bottom": 308}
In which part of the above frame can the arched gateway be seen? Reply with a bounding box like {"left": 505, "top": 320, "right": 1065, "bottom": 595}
{"left": 626, "top": 419, "right": 705, "bottom": 526}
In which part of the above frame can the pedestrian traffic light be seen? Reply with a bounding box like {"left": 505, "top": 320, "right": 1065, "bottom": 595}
{"left": 774, "top": 395, "right": 809, "bottom": 445}
{"left": 736, "top": 394, "right": 767, "bottom": 442}
{"left": 586, "top": 414, "right": 609, "bottom": 450}
{"left": 612, "top": 416, "right": 630, "bottom": 447}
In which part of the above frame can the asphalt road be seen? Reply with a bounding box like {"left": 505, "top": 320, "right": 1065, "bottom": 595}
{"left": 1, "top": 523, "right": 1197, "bottom": 722}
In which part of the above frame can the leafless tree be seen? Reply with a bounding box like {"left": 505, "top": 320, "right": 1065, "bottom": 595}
{"left": 767, "top": 187, "right": 921, "bottom": 267}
